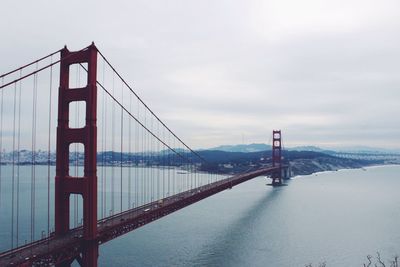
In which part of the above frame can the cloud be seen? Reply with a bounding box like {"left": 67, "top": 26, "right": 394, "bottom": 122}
{"left": 1, "top": 0, "right": 399, "bottom": 150}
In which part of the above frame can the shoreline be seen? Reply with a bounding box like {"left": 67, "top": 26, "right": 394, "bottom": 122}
{"left": 290, "top": 163, "right": 400, "bottom": 179}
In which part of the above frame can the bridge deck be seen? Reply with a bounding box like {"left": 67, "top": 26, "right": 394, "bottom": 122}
{"left": 0, "top": 167, "right": 278, "bottom": 266}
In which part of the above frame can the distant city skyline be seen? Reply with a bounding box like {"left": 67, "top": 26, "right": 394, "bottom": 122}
{"left": 1, "top": 0, "right": 399, "bottom": 150}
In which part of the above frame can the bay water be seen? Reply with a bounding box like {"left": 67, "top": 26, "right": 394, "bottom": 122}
{"left": 0, "top": 165, "right": 399, "bottom": 266}
{"left": 99, "top": 165, "right": 400, "bottom": 266}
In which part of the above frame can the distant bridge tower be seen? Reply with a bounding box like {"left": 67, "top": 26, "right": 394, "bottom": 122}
{"left": 271, "top": 130, "right": 282, "bottom": 185}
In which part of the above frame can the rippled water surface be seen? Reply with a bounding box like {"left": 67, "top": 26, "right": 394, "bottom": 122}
{"left": 1, "top": 165, "right": 399, "bottom": 266}
{"left": 99, "top": 165, "right": 400, "bottom": 266}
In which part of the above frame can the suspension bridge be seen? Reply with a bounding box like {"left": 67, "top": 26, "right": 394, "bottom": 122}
{"left": 0, "top": 43, "right": 288, "bottom": 266}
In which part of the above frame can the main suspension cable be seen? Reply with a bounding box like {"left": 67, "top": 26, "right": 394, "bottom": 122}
{"left": 0, "top": 45, "right": 91, "bottom": 90}
{"left": 96, "top": 49, "right": 207, "bottom": 163}
{"left": 0, "top": 49, "right": 60, "bottom": 79}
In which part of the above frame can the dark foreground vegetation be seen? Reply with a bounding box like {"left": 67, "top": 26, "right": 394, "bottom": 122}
{"left": 305, "top": 252, "right": 398, "bottom": 267}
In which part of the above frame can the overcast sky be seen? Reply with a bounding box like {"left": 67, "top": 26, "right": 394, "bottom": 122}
{"left": 1, "top": 0, "right": 399, "bottom": 149}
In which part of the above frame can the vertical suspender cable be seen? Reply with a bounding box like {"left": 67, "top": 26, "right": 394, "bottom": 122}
{"left": 11, "top": 82, "right": 17, "bottom": 249}
{"left": 47, "top": 56, "right": 53, "bottom": 237}
{"left": 128, "top": 92, "right": 132, "bottom": 209}
{"left": 142, "top": 107, "right": 145, "bottom": 204}
{"left": 168, "top": 132, "right": 170, "bottom": 196}
{"left": 0, "top": 78, "right": 3, "bottom": 210}
{"left": 192, "top": 152, "right": 197, "bottom": 189}
{"left": 99, "top": 74, "right": 103, "bottom": 220}
{"left": 144, "top": 108, "right": 147, "bottom": 204}
{"left": 193, "top": 150, "right": 195, "bottom": 189}
{"left": 162, "top": 127, "right": 165, "bottom": 198}
{"left": 171, "top": 138, "right": 174, "bottom": 195}
{"left": 143, "top": 108, "right": 147, "bottom": 204}
{"left": 111, "top": 72, "right": 115, "bottom": 216}
{"left": 195, "top": 151, "right": 197, "bottom": 187}
{"left": 120, "top": 82, "right": 123, "bottom": 213}
{"left": 193, "top": 152, "right": 196, "bottom": 188}
{"left": 150, "top": 115, "right": 153, "bottom": 202}
{"left": 16, "top": 70, "right": 22, "bottom": 246}
{"left": 146, "top": 108, "right": 148, "bottom": 203}
{"left": 102, "top": 60, "right": 107, "bottom": 220}
{"left": 149, "top": 115, "right": 152, "bottom": 202}
{"left": 149, "top": 112, "right": 152, "bottom": 202}
{"left": 104, "top": 87, "right": 108, "bottom": 218}
{"left": 189, "top": 150, "right": 191, "bottom": 190}
{"left": 154, "top": 117, "right": 156, "bottom": 200}
{"left": 157, "top": 120, "right": 160, "bottom": 199}
{"left": 100, "top": 60, "right": 104, "bottom": 220}
{"left": 31, "top": 67, "right": 38, "bottom": 242}
{"left": 135, "top": 98, "right": 139, "bottom": 209}
{"left": 148, "top": 111, "right": 151, "bottom": 202}
{"left": 147, "top": 114, "right": 154, "bottom": 202}
{"left": 146, "top": 109, "right": 150, "bottom": 203}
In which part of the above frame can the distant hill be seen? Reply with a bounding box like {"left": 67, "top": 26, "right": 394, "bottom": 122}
{"left": 209, "top": 143, "right": 332, "bottom": 153}
{"left": 208, "top": 143, "right": 400, "bottom": 155}
{"left": 288, "top": 146, "right": 325, "bottom": 152}
{"left": 210, "top": 143, "right": 271, "bottom": 153}
{"left": 327, "top": 146, "right": 400, "bottom": 155}
{"left": 195, "top": 149, "right": 383, "bottom": 175}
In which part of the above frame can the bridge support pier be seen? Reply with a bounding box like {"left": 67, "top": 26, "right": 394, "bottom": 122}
{"left": 81, "top": 241, "right": 99, "bottom": 266}
{"left": 56, "top": 261, "right": 74, "bottom": 267}
{"left": 282, "top": 165, "right": 291, "bottom": 180}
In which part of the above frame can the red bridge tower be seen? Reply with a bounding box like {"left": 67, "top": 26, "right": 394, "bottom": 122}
{"left": 55, "top": 43, "right": 98, "bottom": 266}
{"left": 271, "top": 130, "right": 282, "bottom": 185}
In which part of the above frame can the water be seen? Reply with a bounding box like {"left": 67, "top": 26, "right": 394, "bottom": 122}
{"left": 1, "top": 165, "right": 399, "bottom": 266}
{"left": 0, "top": 165, "right": 224, "bottom": 252}
{"left": 98, "top": 165, "right": 400, "bottom": 266}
